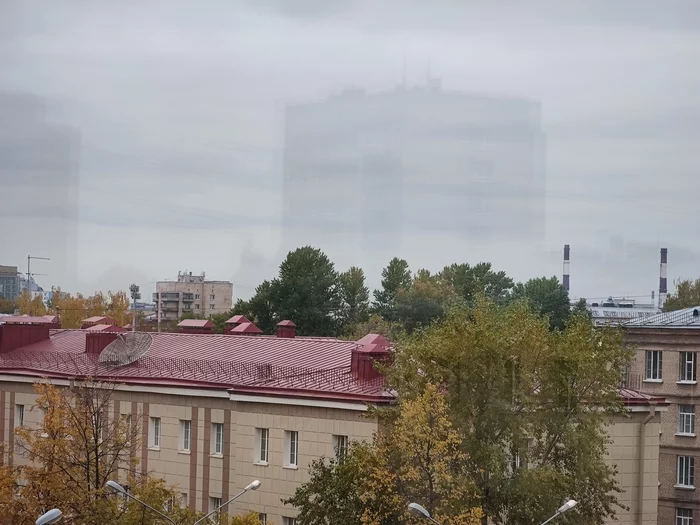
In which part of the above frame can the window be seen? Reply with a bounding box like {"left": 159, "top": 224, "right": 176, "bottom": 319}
{"left": 149, "top": 417, "right": 161, "bottom": 448}
{"left": 181, "top": 420, "right": 191, "bottom": 451}
{"left": 181, "top": 493, "right": 188, "bottom": 506}
{"left": 680, "top": 405, "right": 696, "bottom": 435}
{"left": 212, "top": 423, "right": 224, "bottom": 455}
{"left": 645, "top": 350, "right": 662, "bottom": 380}
{"left": 210, "top": 294, "right": 215, "bottom": 300}
{"left": 286, "top": 430, "right": 299, "bottom": 467}
{"left": 283, "top": 518, "right": 297, "bottom": 525}
{"left": 164, "top": 496, "right": 174, "bottom": 513}
{"left": 259, "top": 514, "right": 267, "bottom": 525}
{"left": 210, "top": 496, "right": 222, "bottom": 516}
{"left": 195, "top": 304, "right": 200, "bottom": 310}
{"left": 15, "top": 404, "right": 24, "bottom": 427}
{"left": 209, "top": 304, "right": 215, "bottom": 310}
{"left": 334, "top": 435, "right": 348, "bottom": 458}
{"left": 195, "top": 294, "right": 200, "bottom": 300}
{"left": 680, "top": 352, "right": 697, "bottom": 382}
{"left": 677, "top": 456, "right": 695, "bottom": 488}
{"left": 255, "top": 428, "right": 269, "bottom": 463}
{"left": 678, "top": 508, "right": 693, "bottom": 525}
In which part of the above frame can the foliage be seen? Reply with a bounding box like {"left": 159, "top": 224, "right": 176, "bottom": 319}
{"left": 342, "top": 313, "right": 396, "bottom": 341}
{"left": 663, "top": 278, "right": 700, "bottom": 311}
{"left": 210, "top": 310, "right": 234, "bottom": 334}
{"left": 0, "top": 296, "right": 15, "bottom": 314}
{"left": 107, "top": 290, "right": 132, "bottom": 327}
{"left": 437, "top": 262, "right": 514, "bottom": 305}
{"left": 286, "top": 385, "right": 481, "bottom": 525}
{"left": 248, "top": 280, "right": 278, "bottom": 334}
{"left": 268, "top": 247, "right": 342, "bottom": 336}
{"left": 510, "top": 276, "right": 571, "bottom": 331}
{"left": 339, "top": 266, "right": 371, "bottom": 327}
{"left": 40, "top": 287, "right": 132, "bottom": 328}
{"left": 15, "top": 289, "right": 47, "bottom": 316}
{"left": 571, "top": 298, "right": 591, "bottom": 321}
{"left": 390, "top": 299, "right": 631, "bottom": 525}
{"left": 372, "top": 258, "right": 412, "bottom": 322}
{"left": 394, "top": 270, "right": 457, "bottom": 333}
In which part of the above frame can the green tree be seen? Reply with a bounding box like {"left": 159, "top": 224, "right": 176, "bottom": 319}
{"left": 438, "top": 262, "right": 513, "bottom": 304}
{"left": 342, "top": 313, "right": 396, "bottom": 341}
{"left": 248, "top": 280, "right": 277, "bottom": 334}
{"left": 0, "top": 297, "right": 15, "bottom": 314}
{"left": 663, "top": 278, "right": 700, "bottom": 311}
{"left": 372, "top": 258, "right": 412, "bottom": 321}
{"left": 394, "top": 269, "right": 457, "bottom": 333}
{"left": 390, "top": 299, "right": 630, "bottom": 525}
{"left": 339, "top": 266, "right": 370, "bottom": 329}
{"left": 571, "top": 297, "right": 591, "bottom": 321}
{"left": 269, "top": 247, "right": 342, "bottom": 336}
{"left": 510, "top": 276, "right": 571, "bottom": 331}
{"left": 285, "top": 385, "right": 482, "bottom": 525}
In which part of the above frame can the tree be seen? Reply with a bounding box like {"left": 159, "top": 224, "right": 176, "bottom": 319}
{"left": 372, "top": 258, "right": 412, "bottom": 321}
{"left": 339, "top": 267, "right": 370, "bottom": 328}
{"left": 247, "top": 280, "right": 277, "bottom": 334}
{"left": 128, "top": 284, "right": 141, "bottom": 329}
{"left": 394, "top": 269, "right": 457, "bottom": 333}
{"left": 107, "top": 290, "right": 131, "bottom": 327}
{"left": 269, "top": 247, "right": 342, "bottom": 336}
{"left": 571, "top": 297, "right": 591, "bottom": 321}
{"left": 390, "top": 300, "right": 631, "bottom": 525}
{"left": 510, "top": 276, "right": 571, "bottom": 331}
{"left": 0, "top": 297, "right": 15, "bottom": 314}
{"left": 663, "top": 278, "right": 700, "bottom": 311}
{"left": 285, "top": 385, "right": 481, "bottom": 525}
{"left": 15, "top": 289, "right": 47, "bottom": 317}
{"left": 342, "top": 313, "right": 395, "bottom": 341}
{"left": 438, "top": 262, "right": 513, "bottom": 304}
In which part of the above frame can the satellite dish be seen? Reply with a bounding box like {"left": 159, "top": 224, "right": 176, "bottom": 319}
{"left": 99, "top": 332, "right": 152, "bottom": 368}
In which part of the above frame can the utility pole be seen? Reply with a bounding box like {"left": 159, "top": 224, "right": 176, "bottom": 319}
{"left": 27, "top": 255, "right": 50, "bottom": 292}
{"left": 129, "top": 284, "right": 141, "bottom": 332}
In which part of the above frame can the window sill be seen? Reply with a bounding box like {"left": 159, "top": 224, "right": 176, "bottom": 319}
{"left": 178, "top": 450, "right": 191, "bottom": 455}
{"left": 674, "top": 484, "right": 696, "bottom": 490}
{"left": 210, "top": 453, "right": 223, "bottom": 459}
{"left": 677, "top": 381, "right": 698, "bottom": 385}
{"left": 283, "top": 464, "right": 299, "bottom": 470}
{"left": 643, "top": 379, "right": 663, "bottom": 383}
{"left": 148, "top": 446, "right": 161, "bottom": 451}
{"left": 253, "top": 461, "right": 269, "bottom": 467}
{"left": 676, "top": 433, "right": 697, "bottom": 438}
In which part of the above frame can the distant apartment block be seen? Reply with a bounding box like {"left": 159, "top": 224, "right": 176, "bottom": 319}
{"left": 282, "top": 83, "right": 546, "bottom": 253}
{"left": 154, "top": 271, "right": 233, "bottom": 321}
{"left": 0, "top": 266, "right": 19, "bottom": 301}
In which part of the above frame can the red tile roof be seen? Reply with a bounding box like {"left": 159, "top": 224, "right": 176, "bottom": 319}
{"left": 0, "top": 330, "right": 393, "bottom": 403}
{"left": 226, "top": 315, "right": 251, "bottom": 325}
{"left": 230, "top": 322, "right": 263, "bottom": 334}
{"left": 277, "top": 320, "right": 296, "bottom": 327}
{"left": 0, "top": 316, "right": 54, "bottom": 325}
{"left": 177, "top": 319, "right": 215, "bottom": 328}
{"left": 82, "top": 316, "right": 118, "bottom": 324}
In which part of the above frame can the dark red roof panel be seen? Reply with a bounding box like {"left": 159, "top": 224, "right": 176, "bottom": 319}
{"left": 231, "top": 322, "right": 263, "bottom": 334}
{"left": 177, "top": 319, "right": 215, "bottom": 328}
{"left": 0, "top": 316, "right": 54, "bottom": 325}
{"left": 277, "top": 320, "right": 297, "bottom": 327}
{"left": 226, "top": 315, "right": 251, "bottom": 325}
{"left": 84, "top": 324, "right": 126, "bottom": 333}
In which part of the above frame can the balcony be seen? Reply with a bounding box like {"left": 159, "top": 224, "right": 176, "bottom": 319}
{"left": 161, "top": 304, "right": 179, "bottom": 312}
{"left": 160, "top": 293, "right": 180, "bottom": 301}
{"left": 182, "top": 293, "right": 194, "bottom": 302}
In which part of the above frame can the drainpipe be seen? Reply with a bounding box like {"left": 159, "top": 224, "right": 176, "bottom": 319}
{"left": 638, "top": 402, "right": 657, "bottom": 525}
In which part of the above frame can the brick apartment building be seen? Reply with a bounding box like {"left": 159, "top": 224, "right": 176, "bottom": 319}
{"left": 0, "top": 315, "right": 665, "bottom": 525}
{"left": 625, "top": 306, "right": 700, "bottom": 525}
{"left": 155, "top": 271, "right": 233, "bottom": 321}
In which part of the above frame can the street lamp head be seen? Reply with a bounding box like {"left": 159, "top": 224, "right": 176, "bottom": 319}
{"left": 106, "top": 480, "right": 126, "bottom": 494}
{"left": 408, "top": 502, "right": 432, "bottom": 519}
{"left": 557, "top": 500, "right": 577, "bottom": 514}
{"left": 36, "top": 509, "right": 62, "bottom": 525}
{"left": 245, "top": 480, "right": 262, "bottom": 491}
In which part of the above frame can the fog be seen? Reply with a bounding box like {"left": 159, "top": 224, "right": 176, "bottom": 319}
{"left": 1, "top": 0, "right": 699, "bottom": 302}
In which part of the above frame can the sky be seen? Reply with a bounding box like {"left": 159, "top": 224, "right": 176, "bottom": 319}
{"left": 1, "top": 0, "right": 699, "bottom": 304}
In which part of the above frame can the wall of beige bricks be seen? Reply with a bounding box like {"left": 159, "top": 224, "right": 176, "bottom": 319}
{"left": 1, "top": 379, "right": 662, "bottom": 525}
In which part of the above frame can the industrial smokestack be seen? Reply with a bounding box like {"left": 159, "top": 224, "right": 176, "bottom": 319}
{"left": 658, "top": 248, "right": 668, "bottom": 309}
{"left": 563, "top": 244, "right": 570, "bottom": 292}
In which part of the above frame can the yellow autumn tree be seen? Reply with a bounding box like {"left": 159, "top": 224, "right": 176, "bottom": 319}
{"left": 107, "top": 290, "right": 131, "bottom": 326}
{"left": 15, "top": 289, "right": 47, "bottom": 316}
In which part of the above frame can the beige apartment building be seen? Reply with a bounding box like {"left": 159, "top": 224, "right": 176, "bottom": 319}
{"left": 625, "top": 306, "right": 700, "bottom": 525}
{"left": 0, "top": 315, "right": 666, "bottom": 525}
{"left": 155, "top": 271, "right": 233, "bottom": 321}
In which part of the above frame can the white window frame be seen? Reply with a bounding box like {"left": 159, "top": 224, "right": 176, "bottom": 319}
{"left": 212, "top": 422, "right": 224, "bottom": 455}
{"left": 255, "top": 428, "right": 269, "bottom": 464}
{"left": 333, "top": 435, "right": 349, "bottom": 458}
{"left": 677, "top": 455, "right": 695, "bottom": 488}
{"left": 285, "top": 430, "right": 299, "bottom": 468}
{"left": 259, "top": 513, "right": 267, "bottom": 525}
{"left": 15, "top": 404, "right": 24, "bottom": 427}
{"left": 677, "top": 508, "right": 693, "bottom": 525}
{"left": 209, "top": 303, "right": 215, "bottom": 310}
{"left": 679, "top": 405, "right": 696, "bottom": 436}
{"left": 680, "top": 352, "right": 698, "bottom": 383}
{"left": 645, "top": 350, "right": 663, "bottom": 381}
{"left": 149, "top": 417, "right": 161, "bottom": 449}
{"left": 195, "top": 294, "right": 200, "bottom": 300}
{"left": 283, "top": 518, "right": 297, "bottom": 525}
{"left": 210, "top": 294, "right": 215, "bottom": 300}
{"left": 209, "top": 497, "right": 222, "bottom": 523}
{"left": 180, "top": 420, "right": 191, "bottom": 452}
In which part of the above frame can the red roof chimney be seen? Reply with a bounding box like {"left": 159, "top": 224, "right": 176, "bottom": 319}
{"left": 0, "top": 319, "right": 51, "bottom": 354}
{"left": 85, "top": 331, "right": 119, "bottom": 354}
{"left": 224, "top": 315, "right": 252, "bottom": 335}
{"left": 351, "top": 334, "right": 392, "bottom": 381}
{"left": 276, "top": 320, "right": 296, "bottom": 339}
{"left": 230, "top": 322, "right": 263, "bottom": 336}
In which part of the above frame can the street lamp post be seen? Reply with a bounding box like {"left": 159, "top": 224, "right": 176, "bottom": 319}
{"left": 407, "top": 502, "right": 442, "bottom": 525}
{"left": 540, "top": 499, "right": 578, "bottom": 525}
{"left": 106, "top": 480, "right": 177, "bottom": 525}
{"left": 193, "top": 479, "right": 262, "bottom": 525}
{"left": 36, "top": 509, "right": 62, "bottom": 525}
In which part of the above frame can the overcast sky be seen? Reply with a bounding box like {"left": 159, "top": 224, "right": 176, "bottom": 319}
{"left": 1, "top": 0, "right": 699, "bottom": 303}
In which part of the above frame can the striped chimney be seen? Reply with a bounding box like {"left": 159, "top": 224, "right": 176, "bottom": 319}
{"left": 658, "top": 248, "right": 668, "bottom": 309}
{"left": 563, "top": 244, "right": 571, "bottom": 292}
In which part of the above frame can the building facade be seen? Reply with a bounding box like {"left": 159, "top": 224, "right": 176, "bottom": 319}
{"left": 155, "top": 271, "right": 233, "bottom": 321}
{"left": 625, "top": 307, "right": 700, "bottom": 525}
{"left": 0, "top": 318, "right": 664, "bottom": 525}
{"left": 0, "top": 266, "right": 19, "bottom": 301}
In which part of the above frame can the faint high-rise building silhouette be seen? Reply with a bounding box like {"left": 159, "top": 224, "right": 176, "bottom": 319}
{"left": 282, "top": 82, "right": 546, "bottom": 254}
{"left": 0, "top": 92, "right": 80, "bottom": 289}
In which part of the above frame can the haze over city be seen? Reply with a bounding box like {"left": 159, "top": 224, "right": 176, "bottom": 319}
{"left": 2, "top": 0, "right": 699, "bottom": 301}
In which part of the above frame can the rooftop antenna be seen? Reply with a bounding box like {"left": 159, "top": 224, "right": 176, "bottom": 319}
{"left": 27, "top": 255, "right": 50, "bottom": 288}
